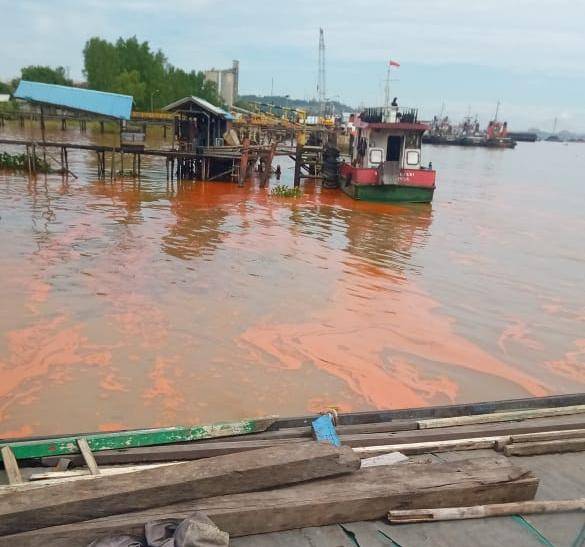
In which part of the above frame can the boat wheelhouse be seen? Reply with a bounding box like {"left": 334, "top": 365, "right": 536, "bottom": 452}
{"left": 340, "top": 106, "right": 436, "bottom": 203}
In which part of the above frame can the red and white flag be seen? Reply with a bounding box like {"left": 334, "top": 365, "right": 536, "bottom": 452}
{"left": 389, "top": 60, "right": 400, "bottom": 67}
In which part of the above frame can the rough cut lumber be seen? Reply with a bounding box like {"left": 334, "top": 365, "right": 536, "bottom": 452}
{"left": 509, "top": 428, "right": 585, "bottom": 444}
{"left": 388, "top": 499, "right": 585, "bottom": 523}
{"left": 0, "top": 441, "right": 359, "bottom": 536}
{"left": 0, "top": 447, "right": 22, "bottom": 485}
{"left": 41, "top": 438, "right": 304, "bottom": 467}
{"left": 76, "top": 438, "right": 99, "bottom": 475}
{"left": 495, "top": 428, "right": 585, "bottom": 451}
{"left": 1, "top": 456, "right": 539, "bottom": 547}
{"left": 354, "top": 436, "right": 505, "bottom": 456}
{"left": 27, "top": 463, "right": 179, "bottom": 483}
{"left": 503, "top": 437, "right": 585, "bottom": 456}
{"left": 39, "top": 415, "right": 585, "bottom": 467}
{"left": 0, "top": 416, "right": 277, "bottom": 462}
{"left": 417, "top": 405, "right": 585, "bottom": 429}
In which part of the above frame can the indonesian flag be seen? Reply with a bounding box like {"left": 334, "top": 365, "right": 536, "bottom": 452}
{"left": 389, "top": 60, "right": 400, "bottom": 67}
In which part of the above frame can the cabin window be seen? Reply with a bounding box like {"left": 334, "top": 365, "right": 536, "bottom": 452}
{"left": 386, "top": 136, "right": 402, "bottom": 162}
{"left": 406, "top": 150, "right": 420, "bottom": 166}
{"left": 369, "top": 148, "right": 384, "bottom": 165}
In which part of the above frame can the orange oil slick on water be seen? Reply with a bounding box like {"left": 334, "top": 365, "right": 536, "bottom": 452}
{"left": 241, "top": 259, "right": 549, "bottom": 410}
{"left": 1, "top": 126, "right": 584, "bottom": 436}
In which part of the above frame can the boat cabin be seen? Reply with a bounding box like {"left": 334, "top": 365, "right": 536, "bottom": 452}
{"left": 350, "top": 107, "right": 429, "bottom": 180}
{"left": 340, "top": 105, "right": 436, "bottom": 202}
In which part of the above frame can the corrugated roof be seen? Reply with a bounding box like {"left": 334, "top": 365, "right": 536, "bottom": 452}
{"left": 13, "top": 81, "right": 133, "bottom": 120}
{"left": 162, "top": 95, "right": 234, "bottom": 120}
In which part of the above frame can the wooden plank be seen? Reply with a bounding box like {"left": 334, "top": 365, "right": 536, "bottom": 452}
{"left": 388, "top": 499, "right": 585, "bottom": 522}
{"left": 0, "top": 447, "right": 22, "bottom": 485}
{"left": 28, "top": 463, "right": 178, "bottom": 483}
{"left": 0, "top": 441, "right": 359, "bottom": 536}
{"left": 39, "top": 415, "right": 585, "bottom": 467}
{"left": 2, "top": 456, "right": 538, "bottom": 547}
{"left": 354, "top": 436, "right": 505, "bottom": 455}
{"left": 0, "top": 416, "right": 277, "bottom": 462}
{"left": 41, "top": 438, "right": 303, "bottom": 467}
{"left": 418, "top": 405, "right": 585, "bottom": 430}
{"left": 76, "top": 438, "right": 99, "bottom": 476}
{"left": 509, "top": 428, "right": 585, "bottom": 444}
{"left": 503, "top": 437, "right": 585, "bottom": 456}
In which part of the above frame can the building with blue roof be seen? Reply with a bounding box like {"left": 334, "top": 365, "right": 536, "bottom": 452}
{"left": 14, "top": 81, "right": 133, "bottom": 121}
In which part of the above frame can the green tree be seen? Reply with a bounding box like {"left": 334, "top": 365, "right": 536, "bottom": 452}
{"left": 0, "top": 81, "right": 12, "bottom": 95}
{"left": 112, "top": 70, "right": 146, "bottom": 107}
{"left": 82, "top": 35, "right": 223, "bottom": 111}
{"left": 20, "top": 65, "right": 72, "bottom": 86}
{"left": 83, "top": 37, "right": 120, "bottom": 91}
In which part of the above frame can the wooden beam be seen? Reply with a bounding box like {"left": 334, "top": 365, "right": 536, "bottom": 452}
{"left": 354, "top": 436, "right": 505, "bottom": 456}
{"left": 76, "top": 438, "right": 99, "bottom": 476}
{"left": 388, "top": 499, "right": 585, "bottom": 523}
{"left": 503, "top": 437, "right": 585, "bottom": 456}
{"left": 417, "top": 405, "right": 585, "bottom": 429}
{"left": 40, "top": 415, "right": 585, "bottom": 467}
{"left": 1, "top": 416, "right": 276, "bottom": 462}
{"left": 0, "top": 442, "right": 359, "bottom": 536}
{"left": 0, "top": 447, "right": 22, "bottom": 485}
{"left": 1, "top": 457, "right": 538, "bottom": 546}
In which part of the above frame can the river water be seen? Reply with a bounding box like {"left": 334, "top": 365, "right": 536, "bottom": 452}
{"left": 1, "top": 122, "right": 584, "bottom": 437}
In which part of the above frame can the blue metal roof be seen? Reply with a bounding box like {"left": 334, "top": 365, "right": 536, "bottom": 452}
{"left": 14, "top": 81, "right": 133, "bottom": 120}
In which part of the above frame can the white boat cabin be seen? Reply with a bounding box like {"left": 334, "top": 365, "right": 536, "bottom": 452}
{"left": 352, "top": 107, "right": 426, "bottom": 177}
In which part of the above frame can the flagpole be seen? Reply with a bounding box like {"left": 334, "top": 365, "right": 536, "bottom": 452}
{"left": 384, "top": 63, "right": 391, "bottom": 109}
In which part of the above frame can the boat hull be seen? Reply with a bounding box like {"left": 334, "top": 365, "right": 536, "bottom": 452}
{"left": 341, "top": 179, "right": 435, "bottom": 203}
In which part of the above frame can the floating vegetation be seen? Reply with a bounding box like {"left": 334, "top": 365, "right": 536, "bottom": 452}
{"left": 270, "top": 184, "right": 302, "bottom": 198}
{"left": 0, "top": 151, "right": 51, "bottom": 173}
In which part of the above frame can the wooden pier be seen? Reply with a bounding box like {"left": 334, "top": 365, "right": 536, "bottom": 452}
{"left": 0, "top": 137, "right": 291, "bottom": 184}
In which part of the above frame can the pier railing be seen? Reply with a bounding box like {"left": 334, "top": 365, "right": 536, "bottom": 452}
{"left": 360, "top": 107, "right": 418, "bottom": 124}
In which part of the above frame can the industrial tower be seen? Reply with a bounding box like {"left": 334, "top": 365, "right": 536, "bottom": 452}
{"left": 317, "top": 28, "right": 326, "bottom": 115}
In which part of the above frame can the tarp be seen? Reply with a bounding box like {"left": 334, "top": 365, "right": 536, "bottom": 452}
{"left": 14, "top": 81, "right": 133, "bottom": 120}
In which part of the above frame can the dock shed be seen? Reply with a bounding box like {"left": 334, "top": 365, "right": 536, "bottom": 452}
{"left": 162, "top": 96, "right": 234, "bottom": 150}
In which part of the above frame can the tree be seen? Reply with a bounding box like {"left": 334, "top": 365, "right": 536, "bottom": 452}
{"left": 112, "top": 70, "right": 146, "bottom": 107}
{"left": 0, "top": 81, "right": 12, "bottom": 95}
{"left": 82, "top": 35, "right": 223, "bottom": 111}
{"left": 83, "top": 38, "right": 120, "bottom": 91}
{"left": 20, "top": 65, "right": 72, "bottom": 86}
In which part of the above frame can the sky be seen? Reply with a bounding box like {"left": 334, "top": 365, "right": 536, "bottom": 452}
{"left": 2, "top": 0, "right": 585, "bottom": 131}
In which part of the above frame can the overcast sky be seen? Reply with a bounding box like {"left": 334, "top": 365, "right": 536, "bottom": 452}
{"left": 2, "top": 0, "right": 584, "bottom": 130}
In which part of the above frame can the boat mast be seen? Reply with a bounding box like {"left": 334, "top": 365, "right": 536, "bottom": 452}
{"left": 494, "top": 100, "right": 500, "bottom": 121}
{"left": 384, "top": 63, "right": 391, "bottom": 108}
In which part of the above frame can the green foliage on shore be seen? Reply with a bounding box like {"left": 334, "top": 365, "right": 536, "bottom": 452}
{"left": 20, "top": 66, "right": 72, "bottom": 86}
{"left": 83, "top": 36, "right": 222, "bottom": 111}
{"left": 0, "top": 152, "right": 51, "bottom": 173}
{"left": 271, "top": 184, "right": 302, "bottom": 198}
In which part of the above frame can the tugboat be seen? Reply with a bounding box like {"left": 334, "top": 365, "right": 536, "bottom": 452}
{"left": 339, "top": 105, "right": 436, "bottom": 203}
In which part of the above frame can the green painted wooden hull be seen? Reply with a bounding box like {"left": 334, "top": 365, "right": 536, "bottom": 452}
{"left": 341, "top": 182, "right": 434, "bottom": 203}
{"left": 0, "top": 417, "right": 276, "bottom": 461}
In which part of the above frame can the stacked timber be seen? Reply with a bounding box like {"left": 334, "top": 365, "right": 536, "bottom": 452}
{"left": 2, "top": 395, "right": 585, "bottom": 544}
